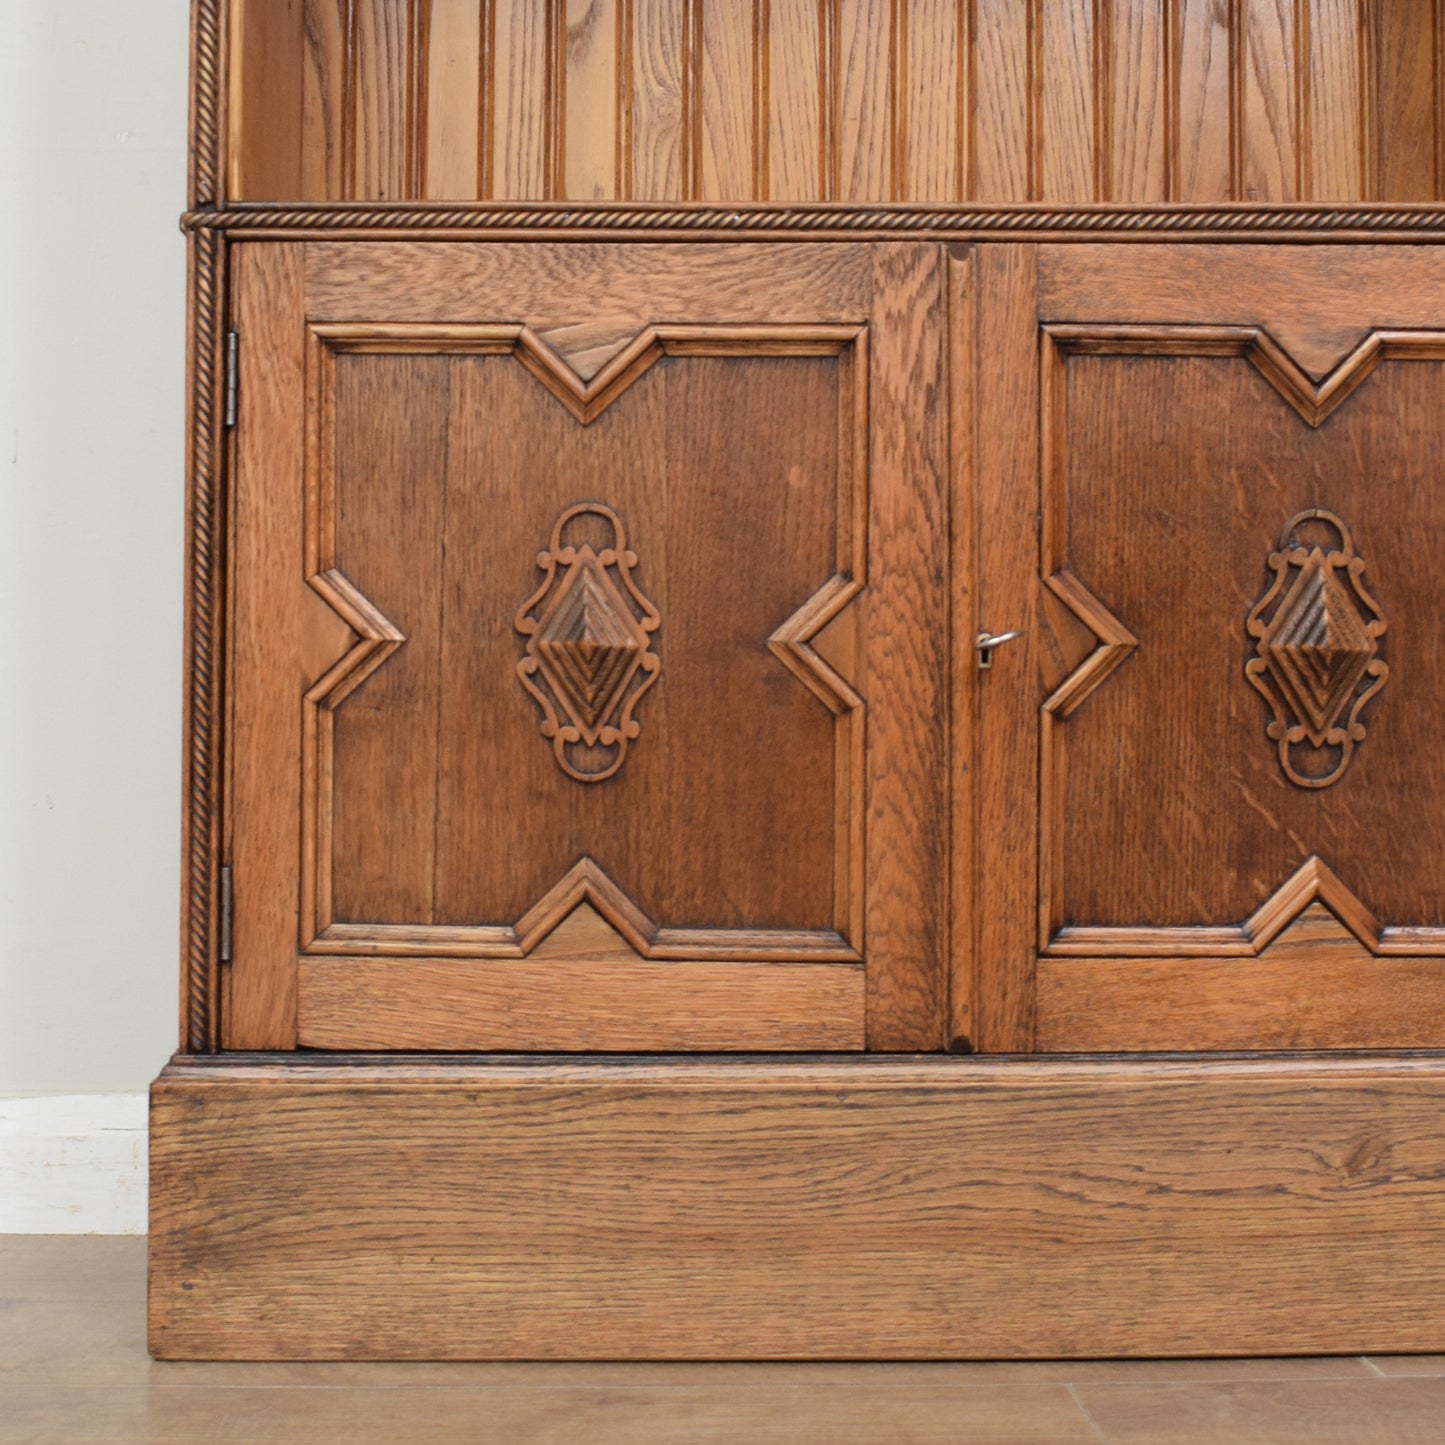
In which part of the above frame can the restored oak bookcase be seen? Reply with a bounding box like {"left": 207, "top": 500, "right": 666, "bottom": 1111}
{"left": 152, "top": 0, "right": 1445, "bottom": 1358}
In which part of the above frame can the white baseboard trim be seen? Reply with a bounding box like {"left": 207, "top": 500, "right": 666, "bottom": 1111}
{"left": 0, "top": 1093, "right": 148, "bottom": 1234}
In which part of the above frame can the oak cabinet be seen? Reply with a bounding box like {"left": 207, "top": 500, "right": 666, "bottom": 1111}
{"left": 220, "top": 237, "right": 1445, "bottom": 1059}
{"left": 969, "top": 243, "right": 1445, "bottom": 1054}
{"left": 154, "top": 0, "right": 1445, "bottom": 1362}
{"left": 225, "top": 239, "right": 947, "bottom": 1052}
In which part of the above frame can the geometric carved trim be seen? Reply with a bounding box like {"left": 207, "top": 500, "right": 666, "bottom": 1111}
{"left": 768, "top": 573, "right": 864, "bottom": 715}
{"left": 1037, "top": 326, "right": 1445, "bottom": 961}
{"left": 1046, "top": 324, "right": 1445, "bottom": 429}
{"left": 311, "top": 320, "right": 863, "bottom": 425}
{"left": 515, "top": 504, "right": 661, "bottom": 783}
{"left": 300, "top": 321, "right": 868, "bottom": 958}
{"left": 1047, "top": 854, "right": 1445, "bottom": 958}
{"left": 309, "top": 855, "right": 861, "bottom": 964}
{"left": 1034, "top": 572, "right": 1139, "bottom": 954}
{"left": 1245, "top": 509, "right": 1388, "bottom": 789}
{"left": 1243, "top": 856, "right": 1381, "bottom": 954}
{"left": 305, "top": 569, "right": 406, "bottom": 710}
{"left": 1041, "top": 570, "right": 1138, "bottom": 718}
{"left": 300, "top": 568, "right": 407, "bottom": 951}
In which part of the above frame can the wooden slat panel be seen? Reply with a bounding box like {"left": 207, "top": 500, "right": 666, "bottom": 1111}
{"left": 905, "top": 0, "right": 963, "bottom": 202}
{"left": 231, "top": 0, "right": 307, "bottom": 200}
{"left": 352, "top": 0, "right": 414, "bottom": 198}
{"left": 1241, "top": 0, "right": 1298, "bottom": 199}
{"left": 424, "top": 0, "right": 482, "bottom": 199}
{"left": 296, "top": 958, "right": 864, "bottom": 1049}
{"left": 764, "top": 0, "right": 821, "bottom": 200}
{"left": 491, "top": 0, "right": 550, "bottom": 198}
{"left": 699, "top": 0, "right": 758, "bottom": 198}
{"left": 630, "top": 0, "right": 688, "bottom": 197}
{"left": 1107, "top": 0, "right": 1168, "bottom": 201}
{"left": 565, "top": 0, "right": 620, "bottom": 199}
{"left": 1174, "top": 0, "right": 1235, "bottom": 201}
{"left": 973, "top": 0, "right": 1034, "bottom": 200}
{"left": 835, "top": 0, "right": 896, "bottom": 201}
{"left": 242, "top": 0, "right": 1443, "bottom": 206}
{"left": 1039, "top": 0, "right": 1097, "bottom": 201}
{"left": 301, "top": 0, "right": 350, "bottom": 201}
{"left": 153, "top": 1054, "right": 1445, "bottom": 1358}
{"left": 1304, "top": 0, "right": 1364, "bottom": 200}
{"left": 1371, "top": 0, "right": 1439, "bottom": 200}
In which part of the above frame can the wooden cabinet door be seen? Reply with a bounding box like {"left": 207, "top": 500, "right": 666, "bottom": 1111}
{"left": 225, "top": 242, "right": 947, "bottom": 1052}
{"left": 967, "top": 244, "right": 1445, "bottom": 1053}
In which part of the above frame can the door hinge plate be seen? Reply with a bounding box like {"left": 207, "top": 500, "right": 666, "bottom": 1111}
{"left": 219, "top": 864, "right": 233, "bottom": 964}
{"left": 224, "top": 331, "right": 239, "bottom": 429}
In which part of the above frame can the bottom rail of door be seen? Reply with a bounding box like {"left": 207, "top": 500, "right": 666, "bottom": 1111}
{"left": 148, "top": 1051, "right": 1445, "bottom": 1360}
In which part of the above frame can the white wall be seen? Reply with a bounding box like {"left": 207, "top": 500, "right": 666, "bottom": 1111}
{"left": 0, "top": 1, "right": 188, "bottom": 1094}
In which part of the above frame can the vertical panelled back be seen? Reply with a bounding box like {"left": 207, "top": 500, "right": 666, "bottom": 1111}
{"left": 229, "top": 0, "right": 1445, "bottom": 204}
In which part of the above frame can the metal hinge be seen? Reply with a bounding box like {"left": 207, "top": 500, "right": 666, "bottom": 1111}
{"left": 224, "top": 331, "right": 240, "bottom": 429}
{"left": 219, "top": 864, "right": 233, "bottom": 964}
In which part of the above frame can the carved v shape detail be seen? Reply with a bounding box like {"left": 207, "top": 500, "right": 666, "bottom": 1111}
{"left": 305, "top": 568, "right": 406, "bottom": 708}
{"left": 1244, "top": 329, "right": 1445, "bottom": 427}
{"left": 1042, "top": 571, "right": 1138, "bottom": 718}
{"left": 1046, "top": 324, "right": 1445, "bottom": 429}
{"left": 509, "top": 857, "right": 859, "bottom": 961}
{"left": 515, "top": 323, "right": 863, "bottom": 424}
{"left": 769, "top": 573, "right": 864, "bottom": 715}
{"left": 1245, "top": 855, "right": 1382, "bottom": 953}
{"left": 1048, "top": 855, "right": 1445, "bottom": 959}
{"left": 514, "top": 857, "right": 657, "bottom": 955}
{"left": 514, "top": 326, "right": 668, "bottom": 424}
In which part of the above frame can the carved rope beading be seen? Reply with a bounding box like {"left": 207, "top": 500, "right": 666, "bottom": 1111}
{"left": 191, "top": 0, "right": 223, "bottom": 209}
{"left": 182, "top": 203, "right": 1445, "bottom": 239}
{"left": 184, "top": 228, "right": 223, "bottom": 1051}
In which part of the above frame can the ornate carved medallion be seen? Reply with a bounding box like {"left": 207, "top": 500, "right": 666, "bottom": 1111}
{"left": 1245, "top": 509, "right": 1387, "bottom": 789}
{"left": 516, "top": 503, "right": 660, "bottom": 783}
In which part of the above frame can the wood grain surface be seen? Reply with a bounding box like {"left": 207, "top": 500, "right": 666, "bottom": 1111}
{"left": 225, "top": 238, "right": 946, "bottom": 1051}
{"left": 151, "top": 1052, "right": 1445, "bottom": 1359}
{"left": 224, "top": 0, "right": 1445, "bottom": 205}
{"left": 973, "top": 241, "right": 1445, "bottom": 1055}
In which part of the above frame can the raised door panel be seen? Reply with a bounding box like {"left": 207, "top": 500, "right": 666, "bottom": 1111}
{"left": 226, "top": 241, "right": 947, "bottom": 1052}
{"left": 967, "top": 243, "right": 1445, "bottom": 1053}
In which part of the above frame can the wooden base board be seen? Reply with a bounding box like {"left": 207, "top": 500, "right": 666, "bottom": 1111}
{"left": 149, "top": 1052, "right": 1445, "bottom": 1360}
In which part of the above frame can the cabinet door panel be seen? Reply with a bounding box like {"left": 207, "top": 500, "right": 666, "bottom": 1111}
{"left": 227, "top": 242, "right": 947, "bottom": 1051}
{"left": 969, "top": 243, "right": 1445, "bottom": 1053}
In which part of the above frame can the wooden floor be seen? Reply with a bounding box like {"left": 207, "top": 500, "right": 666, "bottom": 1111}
{"left": 7, "top": 1237, "right": 1445, "bottom": 1443}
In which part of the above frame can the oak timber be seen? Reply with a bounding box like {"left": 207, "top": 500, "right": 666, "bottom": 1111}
{"left": 150, "top": 1052, "right": 1445, "bottom": 1359}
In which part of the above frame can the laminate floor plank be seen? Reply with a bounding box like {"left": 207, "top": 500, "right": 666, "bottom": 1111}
{"left": 0, "top": 1234, "right": 144, "bottom": 1302}
{"left": 1368, "top": 1356, "right": 1445, "bottom": 1376}
{"left": 1073, "top": 1377, "right": 1445, "bottom": 1444}
{"left": 0, "top": 1382, "right": 1100, "bottom": 1445}
{"left": 3, "top": 1238, "right": 1443, "bottom": 1444}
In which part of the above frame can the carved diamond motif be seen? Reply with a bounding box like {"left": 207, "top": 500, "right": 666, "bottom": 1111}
{"left": 1263, "top": 556, "right": 1376, "bottom": 740}
{"left": 516, "top": 504, "right": 660, "bottom": 783}
{"left": 533, "top": 553, "right": 649, "bottom": 739}
{"left": 1246, "top": 509, "right": 1387, "bottom": 789}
